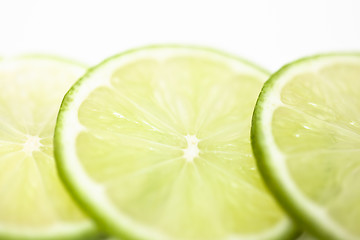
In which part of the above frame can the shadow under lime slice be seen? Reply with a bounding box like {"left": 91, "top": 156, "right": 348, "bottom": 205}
{"left": 0, "top": 56, "right": 97, "bottom": 239}
{"left": 55, "top": 45, "right": 297, "bottom": 240}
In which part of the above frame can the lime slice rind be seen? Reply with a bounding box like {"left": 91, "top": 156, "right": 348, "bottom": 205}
{"left": 0, "top": 222, "right": 96, "bottom": 240}
{"left": 252, "top": 53, "right": 360, "bottom": 240}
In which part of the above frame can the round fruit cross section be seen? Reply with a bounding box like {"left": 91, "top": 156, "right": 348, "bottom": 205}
{"left": 55, "top": 46, "right": 296, "bottom": 240}
{"left": 0, "top": 56, "right": 96, "bottom": 239}
{"left": 252, "top": 53, "right": 360, "bottom": 240}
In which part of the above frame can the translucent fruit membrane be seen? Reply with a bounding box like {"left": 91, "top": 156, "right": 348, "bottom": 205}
{"left": 72, "top": 51, "right": 289, "bottom": 239}
{"left": 0, "top": 58, "right": 93, "bottom": 238}
{"left": 272, "top": 60, "right": 360, "bottom": 237}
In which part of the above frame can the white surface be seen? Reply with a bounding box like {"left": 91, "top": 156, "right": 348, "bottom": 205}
{"left": 0, "top": 0, "right": 359, "bottom": 71}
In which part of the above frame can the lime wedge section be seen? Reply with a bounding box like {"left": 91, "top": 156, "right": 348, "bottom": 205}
{"left": 0, "top": 56, "right": 97, "bottom": 239}
{"left": 55, "top": 46, "right": 296, "bottom": 240}
{"left": 252, "top": 53, "right": 360, "bottom": 240}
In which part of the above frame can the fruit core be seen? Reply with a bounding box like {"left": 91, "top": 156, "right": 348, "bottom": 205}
{"left": 23, "top": 135, "right": 42, "bottom": 155}
{"left": 183, "top": 135, "right": 200, "bottom": 162}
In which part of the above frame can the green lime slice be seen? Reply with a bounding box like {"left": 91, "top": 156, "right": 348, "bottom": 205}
{"left": 252, "top": 53, "right": 360, "bottom": 240}
{"left": 55, "top": 45, "right": 297, "bottom": 240}
{"left": 0, "top": 56, "right": 97, "bottom": 239}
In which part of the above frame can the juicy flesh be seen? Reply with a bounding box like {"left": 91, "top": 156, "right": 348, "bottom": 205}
{"left": 0, "top": 60, "right": 87, "bottom": 230}
{"left": 77, "top": 56, "right": 284, "bottom": 239}
{"left": 272, "top": 61, "right": 360, "bottom": 236}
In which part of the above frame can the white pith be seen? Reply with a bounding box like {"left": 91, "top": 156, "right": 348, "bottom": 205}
{"left": 22, "top": 135, "right": 42, "bottom": 155}
{"left": 183, "top": 135, "right": 199, "bottom": 162}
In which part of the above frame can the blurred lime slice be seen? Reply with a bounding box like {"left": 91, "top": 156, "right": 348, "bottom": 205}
{"left": 0, "top": 56, "right": 97, "bottom": 239}
{"left": 252, "top": 53, "right": 360, "bottom": 240}
{"left": 55, "top": 46, "right": 296, "bottom": 240}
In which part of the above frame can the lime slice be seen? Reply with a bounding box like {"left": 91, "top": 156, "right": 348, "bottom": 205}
{"left": 0, "top": 56, "right": 97, "bottom": 239}
{"left": 55, "top": 46, "right": 297, "bottom": 240}
{"left": 252, "top": 53, "right": 360, "bottom": 240}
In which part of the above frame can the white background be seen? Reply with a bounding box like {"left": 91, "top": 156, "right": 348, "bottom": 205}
{"left": 0, "top": 0, "right": 359, "bottom": 72}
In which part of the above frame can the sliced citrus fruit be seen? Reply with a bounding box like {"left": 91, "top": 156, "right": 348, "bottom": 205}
{"left": 252, "top": 53, "right": 360, "bottom": 240}
{"left": 0, "top": 56, "right": 97, "bottom": 239}
{"left": 55, "top": 45, "right": 297, "bottom": 240}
